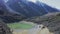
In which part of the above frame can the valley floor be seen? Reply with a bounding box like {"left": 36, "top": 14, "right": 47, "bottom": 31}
{"left": 12, "top": 25, "right": 53, "bottom": 34}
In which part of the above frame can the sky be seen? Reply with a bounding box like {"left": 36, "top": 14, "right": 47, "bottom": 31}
{"left": 4, "top": 0, "right": 8, "bottom": 2}
{"left": 4, "top": 0, "right": 60, "bottom": 9}
{"left": 40, "top": 0, "right": 60, "bottom": 9}
{"left": 28, "top": 0, "right": 60, "bottom": 9}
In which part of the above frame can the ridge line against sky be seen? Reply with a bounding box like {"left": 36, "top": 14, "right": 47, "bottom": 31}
{"left": 4, "top": 0, "right": 60, "bottom": 9}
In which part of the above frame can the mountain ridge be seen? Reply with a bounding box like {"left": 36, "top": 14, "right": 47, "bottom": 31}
{"left": 0, "top": 0, "right": 26, "bottom": 23}
{"left": 24, "top": 12, "right": 60, "bottom": 34}
{"left": 7, "top": 0, "right": 60, "bottom": 18}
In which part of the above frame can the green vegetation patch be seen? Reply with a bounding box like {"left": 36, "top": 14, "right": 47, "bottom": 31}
{"left": 7, "top": 22, "right": 34, "bottom": 29}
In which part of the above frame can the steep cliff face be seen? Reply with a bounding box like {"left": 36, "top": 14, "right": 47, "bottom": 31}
{"left": 24, "top": 12, "right": 60, "bottom": 34}
{"left": 0, "top": 0, "right": 26, "bottom": 23}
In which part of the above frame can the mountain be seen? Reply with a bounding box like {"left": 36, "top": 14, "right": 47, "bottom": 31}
{"left": 7, "top": 0, "right": 59, "bottom": 18}
{"left": 0, "top": 0, "right": 60, "bottom": 23}
{"left": 0, "top": 0, "right": 26, "bottom": 23}
{"left": 0, "top": 20, "right": 12, "bottom": 34}
{"left": 36, "top": 1, "right": 59, "bottom": 12}
{"left": 24, "top": 12, "right": 60, "bottom": 34}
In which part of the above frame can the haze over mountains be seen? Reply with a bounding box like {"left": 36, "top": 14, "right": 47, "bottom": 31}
{"left": 0, "top": 0, "right": 60, "bottom": 23}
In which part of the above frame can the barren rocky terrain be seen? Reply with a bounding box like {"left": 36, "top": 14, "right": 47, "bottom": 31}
{"left": 0, "top": 20, "right": 12, "bottom": 34}
{"left": 24, "top": 12, "right": 60, "bottom": 34}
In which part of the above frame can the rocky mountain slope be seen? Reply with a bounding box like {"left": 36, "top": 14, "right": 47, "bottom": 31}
{"left": 7, "top": 0, "right": 59, "bottom": 18}
{"left": 0, "top": 0, "right": 26, "bottom": 23}
{"left": 24, "top": 12, "right": 60, "bottom": 34}
{"left": 0, "top": 19, "right": 12, "bottom": 34}
{"left": 0, "top": 0, "right": 60, "bottom": 23}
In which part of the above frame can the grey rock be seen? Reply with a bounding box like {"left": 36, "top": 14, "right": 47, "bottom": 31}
{"left": 24, "top": 12, "right": 60, "bottom": 34}
{"left": 0, "top": 20, "right": 12, "bottom": 34}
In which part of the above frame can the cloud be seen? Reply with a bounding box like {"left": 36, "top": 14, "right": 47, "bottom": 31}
{"left": 4, "top": 0, "right": 8, "bottom": 2}
{"left": 40, "top": 0, "right": 60, "bottom": 9}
